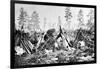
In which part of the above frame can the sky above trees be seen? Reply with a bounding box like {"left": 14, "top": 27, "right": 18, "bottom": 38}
{"left": 15, "top": 4, "right": 94, "bottom": 31}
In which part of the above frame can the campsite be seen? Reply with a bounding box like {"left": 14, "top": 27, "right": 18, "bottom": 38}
{"left": 14, "top": 6, "right": 95, "bottom": 67}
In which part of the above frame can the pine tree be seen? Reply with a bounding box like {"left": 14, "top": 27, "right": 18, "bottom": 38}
{"left": 65, "top": 7, "right": 72, "bottom": 21}
{"left": 77, "top": 9, "right": 84, "bottom": 28}
{"left": 17, "top": 7, "right": 28, "bottom": 31}
{"left": 87, "top": 9, "right": 94, "bottom": 29}
{"left": 65, "top": 7, "right": 72, "bottom": 29}
{"left": 31, "top": 11, "right": 40, "bottom": 32}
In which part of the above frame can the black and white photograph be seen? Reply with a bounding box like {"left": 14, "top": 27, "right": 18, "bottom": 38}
{"left": 11, "top": 1, "right": 96, "bottom": 68}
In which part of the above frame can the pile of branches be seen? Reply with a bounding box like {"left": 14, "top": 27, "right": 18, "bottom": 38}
{"left": 14, "top": 27, "right": 95, "bottom": 66}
